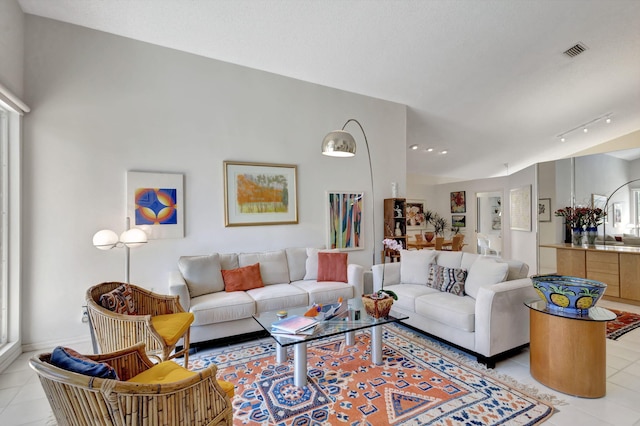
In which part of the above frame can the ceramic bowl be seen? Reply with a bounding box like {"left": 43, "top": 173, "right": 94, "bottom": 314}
{"left": 531, "top": 274, "right": 607, "bottom": 315}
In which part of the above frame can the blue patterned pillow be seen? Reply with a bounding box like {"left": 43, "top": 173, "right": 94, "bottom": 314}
{"left": 50, "top": 347, "right": 119, "bottom": 379}
{"left": 426, "top": 263, "right": 467, "bottom": 296}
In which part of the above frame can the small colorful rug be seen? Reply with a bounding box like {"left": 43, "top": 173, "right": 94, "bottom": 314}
{"left": 187, "top": 324, "right": 558, "bottom": 425}
{"left": 606, "top": 309, "right": 640, "bottom": 340}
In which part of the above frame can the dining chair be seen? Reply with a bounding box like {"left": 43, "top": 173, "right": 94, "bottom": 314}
{"left": 435, "top": 236, "right": 444, "bottom": 250}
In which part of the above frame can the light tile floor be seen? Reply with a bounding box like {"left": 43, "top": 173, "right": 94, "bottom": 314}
{"left": 1, "top": 299, "right": 639, "bottom": 425}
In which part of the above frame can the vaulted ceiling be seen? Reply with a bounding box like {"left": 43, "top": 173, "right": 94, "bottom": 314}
{"left": 18, "top": 0, "right": 640, "bottom": 181}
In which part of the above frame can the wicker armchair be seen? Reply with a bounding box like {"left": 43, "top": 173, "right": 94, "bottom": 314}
{"left": 86, "top": 282, "right": 193, "bottom": 366}
{"left": 30, "top": 343, "right": 232, "bottom": 426}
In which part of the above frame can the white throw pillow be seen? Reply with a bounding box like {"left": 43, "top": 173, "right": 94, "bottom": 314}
{"left": 238, "top": 250, "right": 290, "bottom": 285}
{"left": 465, "top": 257, "right": 509, "bottom": 299}
{"left": 178, "top": 254, "right": 224, "bottom": 297}
{"left": 400, "top": 249, "right": 437, "bottom": 285}
{"left": 303, "top": 248, "right": 339, "bottom": 280}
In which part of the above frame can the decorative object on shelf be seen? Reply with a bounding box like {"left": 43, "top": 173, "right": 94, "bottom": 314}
{"left": 531, "top": 274, "right": 607, "bottom": 315}
{"left": 362, "top": 292, "right": 395, "bottom": 319}
{"left": 322, "top": 119, "right": 376, "bottom": 264}
{"left": 450, "top": 191, "right": 466, "bottom": 213}
{"left": 391, "top": 182, "right": 398, "bottom": 198}
{"left": 92, "top": 217, "right": 148, "bottom": 283}
{"left": 424, "top": 231, "right": 435, "bottom": 242}
{"left": 394, "top": 222, "right": 402, "bottom": 236}
{"left": 572, "top": 227, "right": 584, "bottom": 246}
{"left": 586, "top": 227, "right": 598, "bottom": 245}
{"left": 538, "top": 198, "right": 551, "bottom": 222}
{"left": 223, "top": 161, "right": 298, "bottom": 226}
{"left": 394, "top": 205, "right": 403, "bottom": 217}
{"left": 127, "top": 171, "right": 184, "bottom": 238}
{"left": 326, "top": 191, "right": 364, "bottom": 251}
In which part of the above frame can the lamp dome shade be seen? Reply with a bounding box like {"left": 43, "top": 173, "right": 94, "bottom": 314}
{"left": 92, "top": 229, "right": 119, "bottom": 250}
{"left": 120, "top": 228, "right": 148, "bottom": 248}
{"left": 321, "top": 130, "right": 356, "bottom": 157}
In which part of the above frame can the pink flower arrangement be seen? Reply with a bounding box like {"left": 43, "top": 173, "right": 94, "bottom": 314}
{"left": 382, "top": 238, "right": 403, "bottom": 251}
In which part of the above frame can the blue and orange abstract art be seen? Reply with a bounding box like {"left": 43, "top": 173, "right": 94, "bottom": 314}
{"left": 135, "top": 188, "right": 178, "bottom": 225}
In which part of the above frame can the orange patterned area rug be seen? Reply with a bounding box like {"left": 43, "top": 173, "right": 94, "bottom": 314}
{"left": 187, "top": 324, "right": 559, "bottom": 425}
{"left": 607, "top": 309, "right": 640, "bottom": 340}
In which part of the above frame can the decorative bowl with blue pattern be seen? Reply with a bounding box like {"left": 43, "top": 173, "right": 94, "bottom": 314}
{"left": 531, "top": 274, "right": 607, "bottom": 315}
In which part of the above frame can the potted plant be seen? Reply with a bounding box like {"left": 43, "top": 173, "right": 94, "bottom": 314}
{"left": 432, "top": 214, "right": 448, "bottom": 237}
{"left": 367, "top": 239, "right": 401, "bottom": 318}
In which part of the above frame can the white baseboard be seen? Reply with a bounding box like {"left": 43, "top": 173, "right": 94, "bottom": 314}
{"left": 21, "top": 335, "right": 93, "bottom": 354}
{"left": 0, "top": 341, "right": 22, "bottom": 373}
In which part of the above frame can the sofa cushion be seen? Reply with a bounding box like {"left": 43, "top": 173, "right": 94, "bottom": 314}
{"left": 50, "top": 346, "right": 118, "bottom": 379}
{"left": 426, "top": 263, "right": 467, "bottom": 296}
{"left": 303, "top": 248, "right": 339, "bottom": 280}
{"left": 99, "top": 283, "right": 137, "bottom": 315}
{"left": 382, "top": 283, "right": 438, "bottom": 312}
{"left": 239, "top": 250, "right": 290, "bottom": 285}
{"left": 247, "top": 283, "right": 308, "bottom": 313}
{"left": 222, "top": 263, "right": 264, "bottom": 292}
{"left": 220, "top": 253, "right": 239, "bottom": 270}
{"left": 189, "top": 291, "right": 256, "bottom": 326}
{"left": 286, "top": 247, "right": 308, "bottom": 281}
{"left": 400, "top": 249, "right": 437, "bottom": 285}
{"left": 415, "top": 292, "right": 476, "bottom": 332}
{"left": 178, "top": 254, "right": 225, "bottom": 297}
{"left": 435, "top": 251, "right": 464, "bottom": 268}
{"left": 503, "top": 259, "right": 529, "bottom": 281}
{"left": 317, "top": 252, "right": 348, "bottom": 282}
{"left": 291, "top": 280, "right": 355, "bottom": 305}
{"left": 465, "top": 257, "right": 509, "bottom": 299}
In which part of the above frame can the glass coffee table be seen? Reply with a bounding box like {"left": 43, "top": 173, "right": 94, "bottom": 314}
{"left": 252, "top": 298, "right": 408, "bottom": 387}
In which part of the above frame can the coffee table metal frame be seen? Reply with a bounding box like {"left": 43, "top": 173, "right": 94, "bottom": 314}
{"left": 253, "top": 299, "right": 407, "bottom": 387}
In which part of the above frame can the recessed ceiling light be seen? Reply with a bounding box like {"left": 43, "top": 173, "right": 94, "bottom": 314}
{"left": 606, "top": 117, "right": 612, "bottom": 124}
{"left": 426, "top": 148, "right": 434, "bottom": 152}
{"left": 409, "top": 144, "right": 418, "bottom": 150}
{"left": 560, "top": 137, "right": 566, "bottom": 142}
{"left": 583, "top": 128, "right": 588, "bottom": 133}
{"left": 440, "top": 150, "right": 448, "bottom": 155}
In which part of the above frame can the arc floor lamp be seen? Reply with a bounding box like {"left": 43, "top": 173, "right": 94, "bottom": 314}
{"left": 322, "top": 119, "right": 376, "bottom": 265}
{"left": 92, "top": 217, "right": 148, "bottom": 283}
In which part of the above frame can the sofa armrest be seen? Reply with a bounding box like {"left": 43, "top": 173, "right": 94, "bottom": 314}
{"left": 347, "top": 264, "right": 365, "bottom": 297}
{"left": 474, "top": 278, "right": 538, "bottom": 357}
{"left": 371, "top": 263, "right": 401, "bottom": 293}
{"left": 168, "top": 271, "right": 191, "bottom": 312}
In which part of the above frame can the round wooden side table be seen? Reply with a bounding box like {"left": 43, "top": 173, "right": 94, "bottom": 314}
{"left": 525, "top": 300, "right": 616, "bottom": 398}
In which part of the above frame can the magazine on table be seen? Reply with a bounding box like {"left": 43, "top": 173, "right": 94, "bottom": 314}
{"left": 271, "top": 315, "right": 318, "bottom": 334}
{"left": 321, "top": 301, "right": 348, "bottom": 320}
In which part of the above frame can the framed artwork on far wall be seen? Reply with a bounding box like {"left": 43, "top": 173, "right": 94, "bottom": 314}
{"left": 326, "top": 191, "right": 364, "bottom": 251}
{"left": 613, "top": 202, "right": 622, "bottom": 226}
{"left": 450, "top": 191, "right": 466, "bottom": 213}
{"left": 406, "top": 200, "right": 427, "bottom": 229}
{"left": 538, "top": 198, "right": 551, "bottom": 222}
{"left": 451, "top": 215, "right": 466, "bottom": 228}
{"left": 127, "top": 171, "right": 185, "bottom": 239}
{"left": 224, "top": 161, "right": 298, "bottom": 226}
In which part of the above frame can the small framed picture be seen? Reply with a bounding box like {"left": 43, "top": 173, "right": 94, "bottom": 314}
{"left": 450, "top": 191, "right": 466, "bottom": 213}
{"left": 613, "top": 202, "right": 622, "bottom": 226}
{"left": 451, "top": 215, "right": 466, "bottom": 228}
{"left": 538, "top": 198, "right": 551, "bottom": 222}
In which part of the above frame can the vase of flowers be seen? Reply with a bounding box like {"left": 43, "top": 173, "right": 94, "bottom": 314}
{"left": 572, "top": 227, "right": 584, "bottom": 246}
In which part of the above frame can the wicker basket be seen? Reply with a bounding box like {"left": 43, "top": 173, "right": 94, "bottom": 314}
{"left": 362, "top": 294, "right": 394, "bottom": 319}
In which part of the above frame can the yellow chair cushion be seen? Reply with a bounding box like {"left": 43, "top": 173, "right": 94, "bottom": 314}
{"left": 218, "top": 380, "right": 235, "bottom": 398}
{"left": 127, "top": 361, "right": 196, "bottom": 384}
{"left": 127, "top": 361, "right": 235, "bottom": 398}
{"left": 151, "top": 312, "right": 194, "bottom": 346}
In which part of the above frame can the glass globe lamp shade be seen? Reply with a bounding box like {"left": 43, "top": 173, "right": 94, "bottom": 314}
{"left": 120, "top": 228, "right": 148, "bottom": 248}
{"left": 321, "top": 130, "right": 356, "bottom": 157}
{"left": 92, "top": 229, "right": 119, "bottom": 250}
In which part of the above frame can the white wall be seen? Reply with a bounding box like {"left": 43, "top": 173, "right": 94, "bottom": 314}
{"left": 0, "top": 0, "right": 24, "bottom": 97}
{"left": 22, "top": 16, "right": 407, "bottom": 349}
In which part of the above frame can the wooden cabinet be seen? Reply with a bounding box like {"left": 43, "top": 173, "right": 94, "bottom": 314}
{"left": 383, "top": 198, "right": 407, "bottom": 249}
{"left": 586, "top": 251, "right": 619, "bottom": 297}
{"left": 556, "top": 249, "right": 586, "bottom": 278}
{"left": 620, "top": 253, "right": 640, "bottom": 301}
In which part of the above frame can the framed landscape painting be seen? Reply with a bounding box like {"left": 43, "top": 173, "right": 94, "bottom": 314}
{"left": 327, "top": 191, "right": 364, "bottom": 251}
{"left": 224, "top": 161, "right": 298, "bottom": 226}
{"left": 451, "top": 215, "right": 466, "bottom": 228}
{"left": 451, "top": 191, "right": 466, "bottom": 213}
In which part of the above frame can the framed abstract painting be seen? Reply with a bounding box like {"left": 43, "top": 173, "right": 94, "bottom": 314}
{"left": 127, "top": 171, "right": 184, "bottom": 239}
{"left": 326, "top": 191, "right": 364, "bottom": 251}
{"left": 224, "top": 161, "right": 298, "bottom": 226}
{"left": 451, "top": 191, "right": 466, "bottom": 213}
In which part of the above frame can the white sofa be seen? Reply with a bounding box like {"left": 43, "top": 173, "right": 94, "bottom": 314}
{"left": 169, "top": 248, "right": 364, "bottom": 344}
{"left": 372, "top": 249, "right": 536, "bottom": 367}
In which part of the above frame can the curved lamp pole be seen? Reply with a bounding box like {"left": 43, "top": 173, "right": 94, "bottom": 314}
{"left": 601, "top": 179, "right": 640, "bottom": 246}
{"left": 322, "top": 119, "right": 376, "bottom": 265}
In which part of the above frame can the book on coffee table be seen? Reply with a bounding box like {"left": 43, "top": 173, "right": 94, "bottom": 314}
{"left": 271, "top": 315, "right": 318, "bottom": 334}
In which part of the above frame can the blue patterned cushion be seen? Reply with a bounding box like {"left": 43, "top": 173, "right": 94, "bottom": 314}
{"left": 50, "top": 347, "right": 118, "bottom": 379}
{"left": 426, "top": 263, "right": 467, "bottom": 296}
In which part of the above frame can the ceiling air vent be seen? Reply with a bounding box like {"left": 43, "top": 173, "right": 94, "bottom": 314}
{"left": 563, "top": 42, "right": 588, "bottom": 58}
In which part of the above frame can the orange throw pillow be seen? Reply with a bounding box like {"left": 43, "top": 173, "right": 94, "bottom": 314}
{"left": 222, "top": 263, "right": 264, "bottom": 292}
{"left": 317, "top": 252, "right": 348, "bottom": 282}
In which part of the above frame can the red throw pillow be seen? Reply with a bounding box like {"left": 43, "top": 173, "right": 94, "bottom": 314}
{"left": 317, "top": 252, "right": 348, "bottom": 282}
{"left": 222, "top": 263, "right": 265, "bottom": 292}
